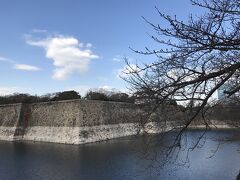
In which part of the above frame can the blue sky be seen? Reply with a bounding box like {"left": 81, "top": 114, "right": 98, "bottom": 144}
{"left": 0, "top": 0, "right": 198, "bottom": 96}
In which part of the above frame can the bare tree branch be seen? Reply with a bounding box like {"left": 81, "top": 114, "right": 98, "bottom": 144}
{"left": 124, "top": 0, "right": 240, "bottom": 156}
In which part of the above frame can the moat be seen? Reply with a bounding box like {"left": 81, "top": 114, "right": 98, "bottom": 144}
{"left": 0, "top": 129, "right": 239, "bottom": 180}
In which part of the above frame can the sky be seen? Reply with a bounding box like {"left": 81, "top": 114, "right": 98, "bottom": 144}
{"left": 0, "top": 0, "right": 200, "bottom": 96}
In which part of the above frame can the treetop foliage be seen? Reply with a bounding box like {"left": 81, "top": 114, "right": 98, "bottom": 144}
{"left": 0, "top": 90, "right": 136, "bottom": 105}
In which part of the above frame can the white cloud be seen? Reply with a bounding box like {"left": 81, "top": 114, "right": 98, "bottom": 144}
{"left": 13, "top": 64, "right": 41, "bottom": 71}
{"left": 0, "top": 56, "right": 41, "bottom": 72}
{"left": 116, "top": 64, "right": 140, "bottom": 79}
{"left": 26, "top": 35, "right": 99, "bottom": 80}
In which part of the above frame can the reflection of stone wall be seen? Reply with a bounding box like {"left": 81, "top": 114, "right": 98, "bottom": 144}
{"left": 0, "top": 100, "right": 239, "bottom": 144}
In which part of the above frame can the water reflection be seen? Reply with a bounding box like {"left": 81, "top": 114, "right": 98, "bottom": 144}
{"left": 0, "top": 129, "right": 239, "bottom": 180}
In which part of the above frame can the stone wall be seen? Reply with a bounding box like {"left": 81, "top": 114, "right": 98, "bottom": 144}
{"left": 0, "top": 103, "right": 22, "bottom": 141}
{"left": 0, "top": 103, "right": 22, "bottom": 126}
{"left": 26, "top": 100, "right": 142, "bottom": 127}
{"left": 209, "top": 106, "right": 240, "bottom": 123}
{"left": 0, "top": 100, "right": 146, "bottom": 144}
{"left": 0, "top": 100, "right": 239, "bottom": 144}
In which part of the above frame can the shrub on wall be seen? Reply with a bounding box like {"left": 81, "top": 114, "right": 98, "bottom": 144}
{"left": 84, "top": 91, "right": 109, "bottom": 101}
{"left": 0, "top": 91, "right": 81, "bottom": 104}
{"left": 108, "top": 93, "right": 134, "bottom": 103}
{"left": 84, "top": 90, "right": 135, "bottom": 103}
{"left": 51, "top": 91, "right": 81, "bottom": 101}
{"left": 0, "top": 93, "right": 40, "bottom": 104}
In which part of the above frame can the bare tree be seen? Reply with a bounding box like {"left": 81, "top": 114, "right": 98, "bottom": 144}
{"left": 125, "top": 0, "right": 240, "bottom": 127}
{"left": 123, "top": 0, "right": 240, "bottom": 163}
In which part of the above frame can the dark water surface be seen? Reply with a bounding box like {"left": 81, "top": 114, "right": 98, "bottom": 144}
{"left": 0, "top": 129, "right": 239, "bottom": 180}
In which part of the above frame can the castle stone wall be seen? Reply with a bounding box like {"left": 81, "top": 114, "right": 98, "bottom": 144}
{"left": 0, "top": 100, "right": 238, "bottom": 144}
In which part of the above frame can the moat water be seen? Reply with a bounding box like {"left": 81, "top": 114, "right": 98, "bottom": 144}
{"left": 0, "top": 129, "right": 239, "bottom": 180}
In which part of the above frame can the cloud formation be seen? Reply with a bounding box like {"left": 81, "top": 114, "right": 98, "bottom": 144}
{"left": 26, "top": 36, "right": 99, "bottom": 80}
{"left": 13, "top": 64, "right": 41, "bottom": 71}
{"left": 0, "top": 57, "right": 40, "bottom": 71}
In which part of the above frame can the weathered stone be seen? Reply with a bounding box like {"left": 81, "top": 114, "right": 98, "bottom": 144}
{"left": 0, "top": 100, "right": 239, "bottom": 144}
